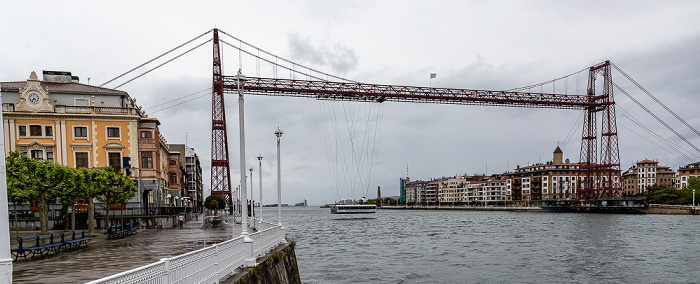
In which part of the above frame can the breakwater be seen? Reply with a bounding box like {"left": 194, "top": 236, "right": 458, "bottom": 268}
{"left": 380, "top": 204, "right": 699, "bottom": 214}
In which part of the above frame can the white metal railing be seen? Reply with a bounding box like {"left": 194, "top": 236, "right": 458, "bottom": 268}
{"left": 85, "top": 224, "right": 285, "bottom": 284}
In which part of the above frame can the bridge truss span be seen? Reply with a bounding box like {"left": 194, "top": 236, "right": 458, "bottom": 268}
{"left": 222, "top": 76, "right": 605, "bottom": 110}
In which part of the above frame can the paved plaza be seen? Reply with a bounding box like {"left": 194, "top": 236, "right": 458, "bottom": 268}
{"left": 12, "top": 215, "right": 269, "bottom": 283}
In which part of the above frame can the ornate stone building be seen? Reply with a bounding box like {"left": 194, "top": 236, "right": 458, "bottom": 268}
{"left": 1, "top": 71, "right": 183, "bottom": 209}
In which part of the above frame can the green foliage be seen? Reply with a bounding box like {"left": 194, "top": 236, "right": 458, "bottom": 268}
{"left": 6, "top": 151, "right": 71, "bottom": 234}
{"left": 204, "top": 194, "right": 226, "bottom": 210}
{"left": 271, "top": 249, "right": 280, "bottom": 261}
{"left": 285, "top": 236, "right": 297, "bottom": 249}
{"left": 646, "top": 184, "right": 693, "bottom": 205}
{"left": 6, "top": 152, "right": 139, "bottom": 234}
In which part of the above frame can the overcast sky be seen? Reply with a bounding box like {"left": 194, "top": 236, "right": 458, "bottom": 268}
{"left": 3, "top": 1, "right": 700, "bottom": 205}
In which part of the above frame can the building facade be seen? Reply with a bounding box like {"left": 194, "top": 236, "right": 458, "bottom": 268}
{"left": 504, "top": 147, "right": 582, "bottom": 206}
{"left": 677, "top": 161, "right": 700, "bottom": 189}
{"left": 2, "top": 71, "right": 184, "bottom": 209}
{"left": 169, "top": 144, "right": 204, "bottom": 210}
{"left": 621, "top": 160, "right": 676, "bottom": 195}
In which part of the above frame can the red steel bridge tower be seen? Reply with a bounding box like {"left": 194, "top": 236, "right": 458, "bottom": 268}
{"left": 210, "top": 29, "right": 234, "bottom": 205}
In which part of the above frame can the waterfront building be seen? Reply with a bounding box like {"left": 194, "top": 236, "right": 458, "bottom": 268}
{"left": 504, "top": 147, "right": 583, "bottom": 206}
{"left": 403, "top": 178, "right": 427, "bottom": 204}
{"left": 438, "top": 176, "right": 466, "bottom": 203}
{"left": 677, "top": 161, "right": 700, "bottom": 188}
{"left": 463, "top": 179, "right": 506, "bottom": 204}
{"left": 425, "top": 180, "right": 439, "bottom": 205}
{"left": 621, "top": 160, "right": 676, "bottom": 195}
{"left": 169, "top": 144, "right": 204, "bottom": 210}
{"left": 1, "top": 71, "right": 183, "bottom": 210}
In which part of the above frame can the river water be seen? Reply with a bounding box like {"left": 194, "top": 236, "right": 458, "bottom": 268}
{"left": 268, "top": 207, "right": 700, "bottom": 283}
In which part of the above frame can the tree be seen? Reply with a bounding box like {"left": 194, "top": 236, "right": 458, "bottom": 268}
{"left": 7, "top": 175, "right": 30, "bottom": 238}
{"left": 204, "top": 194, "right": 226, "bottom": 210}
{"left": 646, "top": 185, "right": 689, "bottom": 205}
{"left": 55, "top": 167, "right": 83, "bottom": 231}
{"left": 98, "top": 170, "right": 137, "bottom": 228}
{"left": 5, "top": 151, "right": 70, "bottom": 235}
{"left": 83, "top": 167, "right": 115, "bottom": 234}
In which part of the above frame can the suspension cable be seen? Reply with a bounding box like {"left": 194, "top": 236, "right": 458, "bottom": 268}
{"left": 504, "top": 67, "right": 589, "bottom": 92}
{"left": 617, "top": 106, "right": 695, "bottom": 162}
{"left": 148, "top": 88, "right": 212, "bottom": 115}
{"left": 220, "top": 39, "right": 333, "bottom": 82}
{"left": 101, "top": 30, "right": 213, "bottom": 87}
{"left": 613, "top": 82, "right": 700, "bottom": 157}
{"left": 113, "top": 39, "right": 212, "bottom": 89}
{"left": 145, "top": 87, "right": 212, "bottom": 110}
{"left": 612, "top": 62, "right": 700, "bottom": 140}
{"left": 618, "top": 122, "right": 692, "bottom": 163}
{"left": 218, "top": 30, "right": 357, "bottom": 83}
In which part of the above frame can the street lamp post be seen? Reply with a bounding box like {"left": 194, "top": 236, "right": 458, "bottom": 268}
{"left": 693, "top": 189, "right": 696, "bottom": 210}
{"left": 257, "top": 154, "right": 263, "bottom": 224}
{"left": 249, "top": 167, "right": 255, "bottom": 230}
{"left": 275, "top": 127, "right": 283, "bottom": 226}
{"left": 234, "top": 71, "right": 250, "bottom": 239}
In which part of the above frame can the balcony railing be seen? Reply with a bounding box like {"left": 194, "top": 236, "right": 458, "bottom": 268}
{"left": 2, "top": 103, "right": 140, "bottom": 116}
{"left": 86, "top": 220, "right": 286, "bottom": 284}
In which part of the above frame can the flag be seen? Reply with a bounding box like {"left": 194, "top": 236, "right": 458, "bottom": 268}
{"left": 430, "top": 73, "right": 437, "bottom": 79}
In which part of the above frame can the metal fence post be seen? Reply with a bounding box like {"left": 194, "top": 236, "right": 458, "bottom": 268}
{"left": 161, "top": 258, "right": 170, "bottom": 283}
{"left": 214, "top": 244, "right": 220, "bottom": 282}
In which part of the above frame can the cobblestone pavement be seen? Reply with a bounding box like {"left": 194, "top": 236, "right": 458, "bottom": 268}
{"left": 12, "top": 215, "right": 269, "bottom": 283}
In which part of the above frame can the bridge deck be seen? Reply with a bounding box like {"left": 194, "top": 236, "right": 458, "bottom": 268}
{"left": 12, "top": 215, "right": 271, "bottom": 283}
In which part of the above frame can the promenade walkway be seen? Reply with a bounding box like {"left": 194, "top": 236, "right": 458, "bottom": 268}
{"left": 12, "top": 215, "right": 270, "bottom": 283}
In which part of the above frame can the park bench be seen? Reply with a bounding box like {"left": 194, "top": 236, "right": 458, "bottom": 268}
{"left": 11, "top": 234, "right": 62, "bottom": 261}
{"left": 105, "top": 222, "right": 139, "bottom": 239}
{"left": 60, "top": 229, "right": 91, "bottom": 251}
{"left": 11, "top": 230, "right": 93, "bottom": 261}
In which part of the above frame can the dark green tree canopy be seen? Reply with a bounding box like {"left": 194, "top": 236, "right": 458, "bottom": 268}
{"left": 204, "top": 194, "right": 226, "bottom": 210}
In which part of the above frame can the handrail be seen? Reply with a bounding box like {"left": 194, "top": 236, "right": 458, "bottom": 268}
{"left": 86, "top": 224, "right": 285, "bottom": 284}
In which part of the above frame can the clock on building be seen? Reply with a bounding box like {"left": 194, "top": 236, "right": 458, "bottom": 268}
{"left": 28, "top": 92, "right": 41, "bottom": 104}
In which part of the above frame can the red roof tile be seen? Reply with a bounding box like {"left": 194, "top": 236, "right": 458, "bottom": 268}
{"left": 637, "top": 159, "right": 658, "bottom": 164}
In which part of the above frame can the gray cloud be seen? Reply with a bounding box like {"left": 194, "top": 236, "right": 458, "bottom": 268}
{"left": 287, "top": 33, "right": 358, "bottom": 75}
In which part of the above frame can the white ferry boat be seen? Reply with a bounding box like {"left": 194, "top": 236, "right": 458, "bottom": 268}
{"left": 330, "top": 204, "right": 377, "bottom": 214}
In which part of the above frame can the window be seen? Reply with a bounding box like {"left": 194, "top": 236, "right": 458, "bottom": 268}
{"left": 46, "top": 152, "right": 54, "bottom": 163}
{"left": 18, "top": 126, "right": 26, "bottom": 136}
{"left": 45, "top": 126, "right": 53, "bottom": 137}
{"left": 140, "top": 131, "right": 152, "bottom": 138}
{"left": 107, "top": 127, "right": 120, "bottom": 138}
{"left": 75, "top": 127, "right": 87, "bottom": 137}
{"left": 141, "top": 152, "right": 153, "bottom": 168}
{"left": 31, "top": 150, "right": 43, "bottom": 160}
{"left": 169, "top": 160, "right": 176, "bottom": 166}
{"left": 170, "top": 173, "right": 178, "bottom": 184}
{"left": 76, "top": 152, "right": 89, "bottom": 168}
{"left": 30, "top": 125, "right": 42, "bottom": 136}
{"left": 109, "top": 153, "right": 121, "bottom": 169}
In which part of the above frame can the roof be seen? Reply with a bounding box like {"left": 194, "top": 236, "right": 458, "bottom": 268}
{"left": 1, "top": 81, "right": 127, "bottom": 95}
{"left": 553, "top": 146, "right": 563, "bottom": 154}
{"left": 637, "top": 159, "right": 658, "bottom": 164}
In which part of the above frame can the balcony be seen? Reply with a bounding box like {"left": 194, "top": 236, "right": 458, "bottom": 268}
{"left": 3, "top": 103, "right": 140, "bottom": 116}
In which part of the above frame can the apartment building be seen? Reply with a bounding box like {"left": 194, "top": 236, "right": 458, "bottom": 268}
{"left": 677, "top": 161, "right": 700, "bottom": 189}
{"left": 621, "top": 160, "right": 676, "bottom": 195}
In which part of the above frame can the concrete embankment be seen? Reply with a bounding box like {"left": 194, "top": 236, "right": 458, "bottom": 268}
{"left": 382, "top": 205, "right": 700, "bottom": 215}
{"left": 222, "top": 242, "right": 301, "bottom": 284}
{"left": 646, "top": 205, "right": 699, "bottom": 215}
{"left": 379, "top": 206, "right": 546, "bottom": 212}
